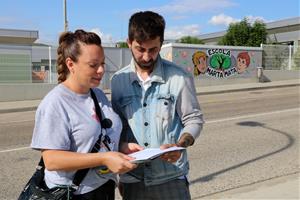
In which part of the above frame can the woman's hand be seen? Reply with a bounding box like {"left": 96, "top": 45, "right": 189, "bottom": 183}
{"left": 102, "top": 151, "right": 138, "bottom": 174}
{"left": 42, "top": 149, "right": 137, "bottom": 173}
{"left": 119, "top": 142, "right": 144, "bottom": 154}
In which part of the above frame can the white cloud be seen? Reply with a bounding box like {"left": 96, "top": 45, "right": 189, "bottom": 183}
{"left": 90, "top": 28, "right": 114, "bottom": 43}
{"left": 151, "top": 0, "right": 236, "bottom": 14}
{"left": 209, "top": 14, "right": 267, "bottom": 27}
{"left": 165, "top": 24, "right": 201, "bottom": 39}
{"left": 209, "top": 14, "right": 239, "bottom": 26}
{"left": 245, "top": 15, "right": 267, "bottom": 23}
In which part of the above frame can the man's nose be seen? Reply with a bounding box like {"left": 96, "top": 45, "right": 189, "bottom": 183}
{"left": 142, "top": 52, "right": 151, "bottom": 62}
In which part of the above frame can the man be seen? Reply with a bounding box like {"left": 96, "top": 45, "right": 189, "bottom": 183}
{"left": 111, "top": 11, "right": 204, "bottom": 200}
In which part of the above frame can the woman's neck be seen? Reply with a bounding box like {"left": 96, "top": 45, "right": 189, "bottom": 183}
{"left": 62, "top": 79, "right": 89, "bottom": 94}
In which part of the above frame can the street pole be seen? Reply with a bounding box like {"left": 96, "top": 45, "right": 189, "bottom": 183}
{"left": 63, "top": 0, "right": 68, "bottom": 31}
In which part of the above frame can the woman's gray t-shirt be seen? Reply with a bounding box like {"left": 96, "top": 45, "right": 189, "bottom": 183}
{"left": 31, "top": 84, "right": 122, "bottom": 194}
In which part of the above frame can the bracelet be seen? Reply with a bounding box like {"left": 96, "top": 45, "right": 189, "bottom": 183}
{"left": 97, "top": 166, "right": 110, "bottom": 174}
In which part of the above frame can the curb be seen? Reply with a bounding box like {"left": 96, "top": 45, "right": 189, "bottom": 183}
{"left": 197, "top": 173, "right": 300, "bottom": 199}
{"left": 197, "top": 83, "right": 300, "bottom": 95}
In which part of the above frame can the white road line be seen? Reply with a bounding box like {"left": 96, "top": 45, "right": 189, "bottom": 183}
{"left": 206, "top": 108, "right": 299, "bottom": 124}
{"left": 1, "top": 108, "right": 299, "bottom": 154}
{"left": 0, "top": 146, "right": 30, "bottom": 153}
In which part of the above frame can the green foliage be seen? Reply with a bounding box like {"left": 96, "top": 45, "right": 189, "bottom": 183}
{"left": 177, "top": 36, "right": 204, "bottom": 44}
{"left": 248, "top": 21, "right": 267, "bottom": 46}
{"left": 116, "top": 42, "right": 128, "bottom": 48}
{"left": 218, "top": 18, "right": 267, "bottom": 47}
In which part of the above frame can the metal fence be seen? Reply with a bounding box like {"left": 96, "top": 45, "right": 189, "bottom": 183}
{"left": 0, "top": 44, "right": 299, "bottom": 87}
{"left": 0, "top": 44, "right": 131, "bottom": 89}
{"left": 261, "top": 44, "right": 300, "bottom": 70}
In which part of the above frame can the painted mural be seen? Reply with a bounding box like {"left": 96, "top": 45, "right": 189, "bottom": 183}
{"left": 192, "top": 49, "right": 251, "bottom": 78}
{"left": 160, "top": 45, "right": 261, "bottom": 79}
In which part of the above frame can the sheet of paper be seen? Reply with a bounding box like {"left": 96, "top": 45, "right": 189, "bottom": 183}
{"left": 128, "top": 146, "right": 185, "bottom": 163}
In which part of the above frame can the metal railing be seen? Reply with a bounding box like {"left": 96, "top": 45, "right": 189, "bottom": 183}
{"left": 261, "top": 44, "right": 300, "bottom": 70}
{"left": 0, "top": 45, "right": 131, "bottom": 89}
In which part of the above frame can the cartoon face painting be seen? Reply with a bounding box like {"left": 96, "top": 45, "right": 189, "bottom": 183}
{"left": 192, "top": 51, "right": 207, "bottom": 76}
{"left": 237, "top": 52, "right": 250, "bottom": 74}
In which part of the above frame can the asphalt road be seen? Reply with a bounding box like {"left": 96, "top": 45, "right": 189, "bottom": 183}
{"left": 0, "top": 86, "right": 299, "bottom": 199}
{"left": 190, "top": 86, "right": 299, "bottom": 199}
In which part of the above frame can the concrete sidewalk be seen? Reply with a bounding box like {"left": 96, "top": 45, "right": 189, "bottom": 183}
{"left": 199, "top": 173, "right": 300, "bottom": 199}
{"left": 196, "top": 78, "right": 299, "bottom": 95}
{"left": 0, "top": 79, "right": 299, "bottom": 114}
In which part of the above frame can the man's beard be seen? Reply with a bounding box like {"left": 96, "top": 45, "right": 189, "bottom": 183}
{"left": 131, "top": 52, "right": 157, "bottom": 71}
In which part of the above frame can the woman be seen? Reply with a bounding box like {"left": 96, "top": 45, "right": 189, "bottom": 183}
{"left": 192, "top": 51, "right": 208, "bottom": 76}
{"left": 31, "top": 29, "right": 142, "bottom": 199}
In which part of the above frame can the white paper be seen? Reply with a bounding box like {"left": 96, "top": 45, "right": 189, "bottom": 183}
{"left": 128, "top": 146, "right": 185, "bottom": 163}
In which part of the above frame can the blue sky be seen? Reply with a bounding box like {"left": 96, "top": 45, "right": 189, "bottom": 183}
{"left": 0, "top": 0, "right": 299, "bottom": 45}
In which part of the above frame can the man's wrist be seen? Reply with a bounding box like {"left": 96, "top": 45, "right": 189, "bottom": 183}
{"left": 177, "top": 140, "right": 189, "bottom": 148}
{"left": 177, "top": 133, "right": 194, "bottom": 148}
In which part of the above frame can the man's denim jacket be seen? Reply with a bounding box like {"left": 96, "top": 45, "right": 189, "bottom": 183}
{"left": 111, "top": 56, "right": 204, "bottom": 186}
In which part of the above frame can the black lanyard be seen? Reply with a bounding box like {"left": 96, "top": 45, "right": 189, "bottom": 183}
{"left": 72, "top": 88, "right": 112, "bottom": 185}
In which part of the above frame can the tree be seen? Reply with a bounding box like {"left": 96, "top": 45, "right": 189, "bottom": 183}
{"left": 248, "top": 21, "right": 267, "bottom": 46}
{"left": 210, "top": 54, "right": 231, "bottom": 70}
{"left": 218, "top": 18, "right": 267, "bottom": 47}
{"left": 177, "top": 36, "right": 204, "bottom": 44}
{"left": 116, "top": 42, "right": 128, "bottom": 48}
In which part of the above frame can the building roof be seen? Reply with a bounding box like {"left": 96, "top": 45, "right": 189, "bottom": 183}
{"left": 0, "top": 28, "right": 38, "bottom": 45}
{"left": 267, "top": 17, "right": 300, "bottom": 30}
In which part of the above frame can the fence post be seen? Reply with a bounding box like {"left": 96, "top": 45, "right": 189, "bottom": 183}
{"left": 257, "top": 66, "right": 263, "bottom": 82}
{"left": 48, "top": 46, "right": 52, "bottom": 83}
{"left": 288, "top": 45, "right": 292, "bottom": 70}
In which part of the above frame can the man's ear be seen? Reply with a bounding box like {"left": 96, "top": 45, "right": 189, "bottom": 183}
{"left": 127, "top": 39, "right": 132, "bottom": 49}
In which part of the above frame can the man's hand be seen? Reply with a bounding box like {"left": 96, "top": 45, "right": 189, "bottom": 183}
{"left": 159, "top": 144, "right": 182, "bottom": 163}
{"left": 176, "top": 132, "right": 194, "bottom": 148}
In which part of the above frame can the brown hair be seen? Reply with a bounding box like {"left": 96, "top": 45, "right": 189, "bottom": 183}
{"left": 237, "top": 52, "right": 250, "bottom": 67}
{"left": 56, "top": 29, "right": 102, "bottom": 83}
{"left": 128, "top": 11, "right": 165, "bottom": 44}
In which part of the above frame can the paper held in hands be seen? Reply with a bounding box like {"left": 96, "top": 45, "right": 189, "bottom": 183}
{"left": 128, "top": 146, "right": 185, "bottom": 164}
